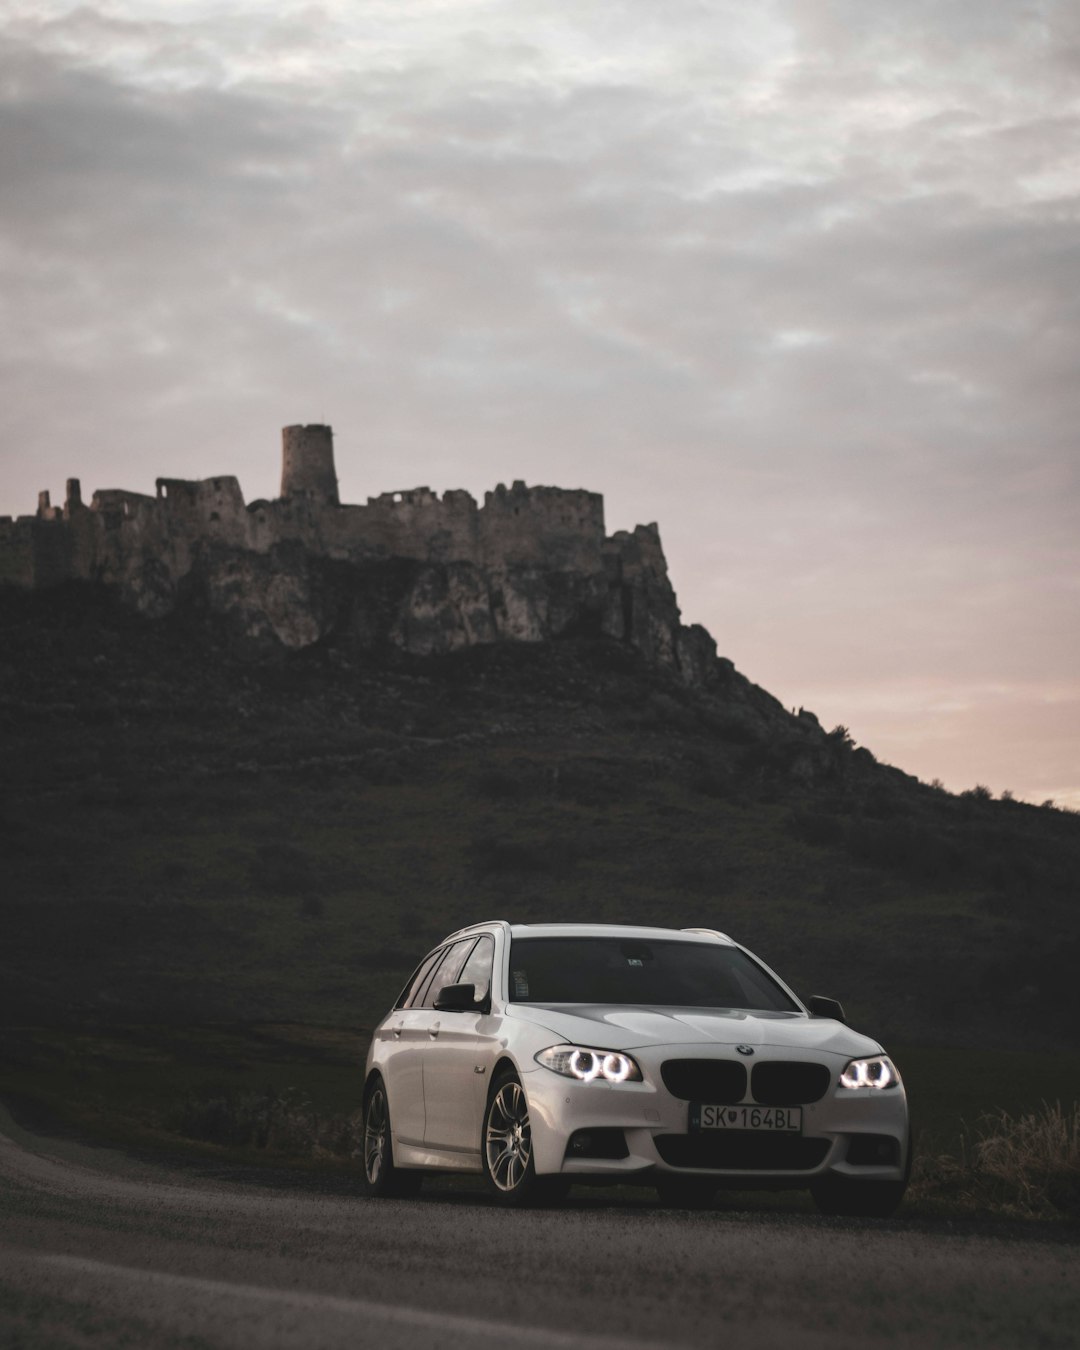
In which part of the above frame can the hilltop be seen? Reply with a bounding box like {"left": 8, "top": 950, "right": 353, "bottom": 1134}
{"left": 2, "top": 579, "right": 1077, "bottom": 1051}
{"left": 2, "top": 423, "right": 1078, "bottom": 1049}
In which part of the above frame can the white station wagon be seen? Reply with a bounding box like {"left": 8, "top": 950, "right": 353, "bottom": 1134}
{"left": 362, "top": 922, "right": 910, "bottom": 1215}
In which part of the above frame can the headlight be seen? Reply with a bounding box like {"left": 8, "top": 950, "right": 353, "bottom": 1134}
{"left": 839, "top": 1056, "right": 900, "bottom": 1090}
{"left": 535, "top": 1045, "right": 642, "bottom": 1083}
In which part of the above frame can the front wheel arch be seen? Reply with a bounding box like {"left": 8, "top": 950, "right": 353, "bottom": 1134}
{"left": 480, "top": 1068, "right": 567, "bottom": 1208}
{"left": 362, "top": 1069, "right": 384, "bottom": 1110}
{"left": 489, "top": 1054, "right": 519, "bottom": 1086}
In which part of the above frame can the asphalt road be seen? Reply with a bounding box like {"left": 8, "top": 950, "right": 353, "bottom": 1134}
{"left": 0, "top": 1107, "right": 1077, "bottom": 1350}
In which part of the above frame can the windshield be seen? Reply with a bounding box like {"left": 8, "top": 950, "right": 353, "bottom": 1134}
{"left": 507, "top": 937, "right": 799, "bottom": 1011}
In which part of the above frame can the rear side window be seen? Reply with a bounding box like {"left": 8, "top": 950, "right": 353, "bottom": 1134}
{"left": 395, "top": 949, "right": 442, "bottom": 1010}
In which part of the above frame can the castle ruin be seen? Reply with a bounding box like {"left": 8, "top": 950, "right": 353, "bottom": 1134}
{"left": 0, "top": 425, "right": 716, "bottom": 679}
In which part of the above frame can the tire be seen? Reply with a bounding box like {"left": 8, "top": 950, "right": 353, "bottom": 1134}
{"left": 481, "top": 1071, "right": 568, "bottom": 1208}
{"left": 655, "top": 1177, "right": 717, "bottom": 1209}
{"left": 810, "top": 1174, "right": 906, "bottom": 1218}
{"left": 361, "top": 1076, "right": 423, "bottom": 1198}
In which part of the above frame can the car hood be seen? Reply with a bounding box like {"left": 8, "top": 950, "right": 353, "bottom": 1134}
{"left": 508, "top": 1004, "right": 882, "bottom": 1058}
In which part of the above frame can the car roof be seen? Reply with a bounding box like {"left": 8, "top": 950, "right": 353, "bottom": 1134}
{"left": 507, "top": 923, "right": 735, "bottom": 945}
{"left": 437, "top": 921, "right": 737, "bottom": 946}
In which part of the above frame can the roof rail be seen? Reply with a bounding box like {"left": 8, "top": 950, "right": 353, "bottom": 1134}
{"left": 441, "top": 919, "right": 510, "bottom": 942}
{"left": 682, "top": 926, "right": 734, "bottom": 943}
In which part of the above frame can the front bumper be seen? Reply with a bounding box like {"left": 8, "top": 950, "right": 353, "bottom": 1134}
{"left": 521, "top": 1048, "right": 909, "bottom": 1185}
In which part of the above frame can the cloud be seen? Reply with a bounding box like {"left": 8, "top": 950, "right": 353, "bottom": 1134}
{"left": 0, "top": 0, "right": 1077, "bottom": 801}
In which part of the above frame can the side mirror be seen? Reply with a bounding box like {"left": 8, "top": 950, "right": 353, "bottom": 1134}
{"left": 434, "top": 982, "right": 480, "bottom": 1013}
{"left": 808, "top": 995, "right": 846, "bottom": 1023}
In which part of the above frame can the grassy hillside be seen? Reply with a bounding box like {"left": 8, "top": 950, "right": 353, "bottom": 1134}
{"left": 2, "top": 584, "right": 1078, "bottom": 1050}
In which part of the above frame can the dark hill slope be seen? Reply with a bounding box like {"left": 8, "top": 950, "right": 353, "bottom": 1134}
{"left": 1, "top": 584, "right": 1077, "bottom": 1049}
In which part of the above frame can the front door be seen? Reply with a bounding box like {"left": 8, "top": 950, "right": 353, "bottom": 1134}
{"left": 423, "top": 936, "right": 497, "bottom": 1153}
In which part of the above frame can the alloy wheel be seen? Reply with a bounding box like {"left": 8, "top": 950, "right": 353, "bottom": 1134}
{"left": 364, "top": 1086, "right": 388, "bottom": 1186}
{"left": 485, "top": 1080, "right": 532, "bottom": 1192}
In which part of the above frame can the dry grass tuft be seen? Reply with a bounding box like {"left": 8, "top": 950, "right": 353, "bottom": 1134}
{"left": 913, "top": 1101, "right": 1080, "bottom": 1219}
{"left": 168, "top": 1085, "right": 363, "bottom": 1161}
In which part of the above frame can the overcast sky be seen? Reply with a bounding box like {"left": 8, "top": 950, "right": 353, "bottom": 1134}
{"left": 2, "top": 0, "right": 1078, "bottom": 807}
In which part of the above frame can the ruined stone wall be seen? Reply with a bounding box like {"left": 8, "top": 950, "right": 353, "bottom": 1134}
{"left": 376, "top": 482, "right": 609, "bottom": 650}
{"left": 0, "top": 510, "right": 96, "bottom": 591}
{"left": 480, "top": 482, "right": 605, "bottom": 571}
{"left": 6, "top": 434, "right": 606, "bottom": 585}
{"left": 0, "top": 426, "right": 716, "bottom": 685}
{"left": 156, "top": 476, "right": 249, "bottom": 548}
{"left": 245, "top": 480, "right": 606, "bottom": 575}
{"left": 355, "top": 487, "right": 482, "bottom": 563}
{"left": 87, "top": 489, "right": 182, "bottom": 614}
{"left": 240, "top": 487, "right": 476, "bottom": 565}
{"left": 0, "top": 517, "right": 38, "bottom": 588}
{"left": 88, "top": 490, "right": 159, "bottom": 538}
{"left": 33, "top": 520, "right": 75, "bottom": 589}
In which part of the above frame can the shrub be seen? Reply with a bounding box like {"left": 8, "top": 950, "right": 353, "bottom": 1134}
{"left": 861, "top": 785, "right": 907, "bottom": 821}
{"left": 468, "top": 833, "right": 580, "bottom": 877}
{"left": 975, "top": 1103, "right": 1080, "bottom": 1215}
{"left": 844, "top": 813, "right": 967, "bottom": 883}
{"left": 703, "top": 713, "right": 758, "bottom": 746}
{"left": 689, "top": 769, "right": 732, "bottom": 800}
{"left": 786, "top": 809, "right": 846, "bottom": 848}
{"left": 643, "top": 692, "right": 696, "bottom": 732}
{"left": 168, "top": 1084, "right": 363, "bottom": 1159}
{"left": 472, "top": 765, "right": 539, "bottom": 802}
{"left": 556, "top": 759, "right": 641, "bottom": 806}
{"left": 913, "top": 1102, "right": 1080, "bottom": 1219}
{"left": 249, "top": 841, "right": 317, "bottom": 897}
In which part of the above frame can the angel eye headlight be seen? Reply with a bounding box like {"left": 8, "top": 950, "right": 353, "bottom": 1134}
{"left": 570, "top": 1049, "right": 601, "bottom": 1081}
{"left": 839, "top": 1056, "right": 900, "bottom": 1090}
{"left": 535, "top": 1045, "right": 642, "bottom": 1083}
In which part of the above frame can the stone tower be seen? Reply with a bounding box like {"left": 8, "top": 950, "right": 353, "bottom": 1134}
{"left": 280, "top": 424, "right": 339, "bottom": 506}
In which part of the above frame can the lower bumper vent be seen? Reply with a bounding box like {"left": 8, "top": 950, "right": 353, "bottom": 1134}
{"left": 565, "top": 1129, "right": 629, "bottom": 1161}
{"left": 655, "top": 1133, "right": 830, "bottom": 1171}
{"left": 846, "top": 1134, "right": 901, "bottom": 1167}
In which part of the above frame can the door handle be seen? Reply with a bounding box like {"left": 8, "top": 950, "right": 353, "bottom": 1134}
{"left": 429, "top": 1022, "right": 441, "bottom": 1040}
{"left": 392, "top": 1023, "right": 403, "bottom": 1039}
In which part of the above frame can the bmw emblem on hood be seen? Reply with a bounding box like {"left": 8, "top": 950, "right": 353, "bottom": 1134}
{"left": 736, "top": 1045, "right": 755, "bottom": 1056}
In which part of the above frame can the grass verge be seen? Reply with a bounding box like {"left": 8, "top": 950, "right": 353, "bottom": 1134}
{"left": 0, "top": 1023, "right": 367, "bottom": 1172}
{"left": 1, "top": 1025, "right": 1077, "bottom": 1219}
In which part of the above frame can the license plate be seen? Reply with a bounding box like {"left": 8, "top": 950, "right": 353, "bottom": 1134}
{"left": 690, "top": 1104, "right": 802, "bottom": 1133}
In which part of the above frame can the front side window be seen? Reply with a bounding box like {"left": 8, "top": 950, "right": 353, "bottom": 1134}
{"left": 420, "top": 937, "right": 478, "bottom": 1009}
{"left": 507, "top": 938, "right": 798, "bottom": 1012}
{"left": 456, "top": 935, "right": 495, "bottom": 1004}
